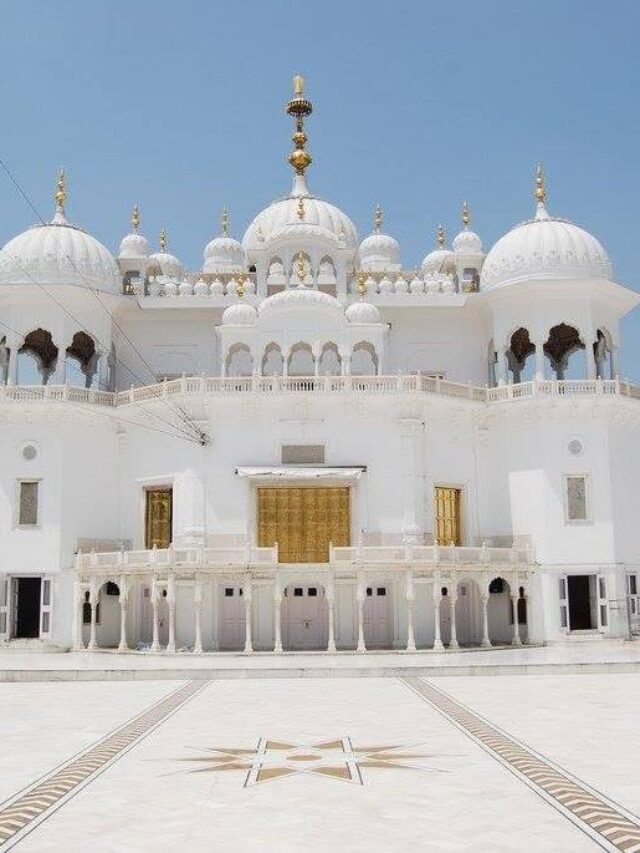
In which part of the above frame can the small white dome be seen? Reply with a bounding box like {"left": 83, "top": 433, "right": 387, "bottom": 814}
{"left": 346, "top": 300, "right": 381, "bottom": 324}
{"left": 453, "top": 229, "right": 482, "bottom": 254}
{"left": 204, "top": 235, "right": 245, "bottom": 273}
{"left": 148, "top": 251, "right": 182, "bottom": 280}
{"left": 482, "top": 203, "right": 612, "bottom": 290}
{"left": 421, "top": 248, "right": 455, "bottom": 275}
{"left": 359, "top": 232, "right": 400, "bottom": 271}
{"left": 0, "top": 207, "right": 119, "bottom": 293}
{"left": 222, "top": 301, "right": 257, "bottom": 325}
{"left": 119, "top": 231, "right": 149, "bottom": 259}
{"left": 259, "top": 286, "right": 344, "bottom": 320}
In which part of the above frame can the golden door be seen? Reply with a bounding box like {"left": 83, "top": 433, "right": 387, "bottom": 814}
{"left": 434, "top": 486, "right": 461, "bottom": 546}
{"left": 145, "top": 488, "right": 173, "bottom": 549}
{"left": 257, "top": 487, "right": 350, "bottom": 563}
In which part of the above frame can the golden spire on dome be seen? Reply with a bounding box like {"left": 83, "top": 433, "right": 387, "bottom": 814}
{"left": 296, "top": 250, "right": 306, "bottom": 283}
{"left": 221, "top": 206, "right": 229, "bottom": 237}
{"left": 534, "top": 164, "right": 547, "bottom": 204}
{"left": 55, "top": 168, "right": 67, "bottom": 211}
{"left": 131, "top": 203, "right": 140, "bottom": 233}
{"left": 462, "top": 201, "right": 471, "bottom": 229}
{"left": 374, "top": 203, "right": 383, "bottom": 234}
{"left": 297, "top": 196, "right": 305, "bottom": 220}
{"left": 436, "top": 224, "right": 446, "bottom": 248}
{"left": 236, "top": 272, "right": 246, "bottom": 300}
{"left": 356, "top": 269, "right": 367, "bottom": 299}
{"left": 159, "top": 228, "right": 168, "bottom": 252}
{"left": 286, "top": 74, "right": 313, "bottom": 178}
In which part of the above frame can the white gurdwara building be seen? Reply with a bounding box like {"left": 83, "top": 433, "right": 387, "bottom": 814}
{"left": 1, "top": 77, "right": 639, "bottom": 655}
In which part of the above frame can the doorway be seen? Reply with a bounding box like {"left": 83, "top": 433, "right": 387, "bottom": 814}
{"left": 567, "top": 575, "right": 595, "bottom": 630}
{"left": 14, "top": 577, "right": 41, "bottom": 638}
{"left": 282, "top": 586, "right": 327, "bottom": 650}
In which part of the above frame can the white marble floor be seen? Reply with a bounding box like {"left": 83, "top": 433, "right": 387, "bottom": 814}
{"left": 1, "top": 674, "right": 639, "bottom": 851}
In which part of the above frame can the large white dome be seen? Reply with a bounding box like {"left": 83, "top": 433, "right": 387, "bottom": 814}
{"left": 0, "top": 209, "right": 119, "bottom": 293}
{"left": 482, "top": 203, "right": 612, "bottom": 290}
{"left": 258, "top": 286, "right": 344, "bottom": 320}
{"left": 243, "top": 176, "right": 357, "bottom": 252}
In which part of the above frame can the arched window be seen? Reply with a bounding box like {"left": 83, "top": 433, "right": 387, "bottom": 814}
{"left": 262, "top": 343, "right": 284, "bottom": 376}
{"left": 66, "top": 332, "right": 98, "bottom": 388}
{"left": 318, "top": 342, "right": 341, "bottom": 376}
{"left": 225, "top": 343, "right": 253, "bottom": 377}
{"left": 18, "top": 329, "right": 58, "bottom": 385}
{"left": 544, "top": 324, "right": 585, "bottom": 379}
{"left": 288, "top": 342, "right": 315, "bottom": 376}
{"left": 593, "top": 328, "right": 614, "bottom": 379}
{"left": 289, "top": 252, "right": 313, "bottom": 288}
{"left": 351, "top": 341, "right": 378, "bottom": 376}
{"left": 267, "top": 258, "right": 286, "bottom": 295}
{"left": 506, "top": 328, "right": 535, "bottom": 383}
{"left": 317, "top": 256, "right": 337, "bottom": 295}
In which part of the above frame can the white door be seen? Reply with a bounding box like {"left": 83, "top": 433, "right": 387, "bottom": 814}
{"left": 40, "top": 577, "right": 52, "bottom": 639}
{"left": 559, "top": 576, "right": 569, "bottom": 632}
{"left": 364, "top": 586, "right": 391, "bottom": 648}
{"left": 0, "top": 577, "right": 9, "bottom": 640}
{"left": 283, "top": 586, "right": 327, "bottom": 650}
{"left": 597, "top": 575, "right": 608, "bottom": 632}
{"left": 628, "top": 574, "right": 640, "bottom": 635}
{"left": 219, "top": 586, "right": 245, "bottom": 650}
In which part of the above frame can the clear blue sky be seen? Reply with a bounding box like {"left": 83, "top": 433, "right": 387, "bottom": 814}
{"left": 2, "top": 1, "right": 640, "bottom": 376}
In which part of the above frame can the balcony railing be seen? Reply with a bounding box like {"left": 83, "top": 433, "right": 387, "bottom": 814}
{"left": 0, "top": 375, "right": 633, "bottom": 409}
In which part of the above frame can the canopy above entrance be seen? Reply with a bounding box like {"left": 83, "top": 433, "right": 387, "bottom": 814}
{"left": 235, "top": 466, "right": 366, "bottom": 480}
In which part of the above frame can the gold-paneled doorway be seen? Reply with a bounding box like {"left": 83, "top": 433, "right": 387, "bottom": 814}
{"left": 145, "top": 488, "right": 173, "bottom": 549}
{"left": 257, "top": 487, "right": 350, "bottom": 563}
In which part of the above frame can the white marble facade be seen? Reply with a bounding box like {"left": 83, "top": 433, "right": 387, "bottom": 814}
{"left": 0, "top": 78, "right": 639, "bottom": 654}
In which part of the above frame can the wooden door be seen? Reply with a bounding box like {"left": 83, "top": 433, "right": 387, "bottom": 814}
{"left": 145, "top": 488, "right": 172, "bottom": 549}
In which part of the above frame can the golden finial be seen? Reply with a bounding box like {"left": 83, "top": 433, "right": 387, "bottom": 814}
{"left": 221, "top": 206, "right": 229, "bottom": 237}
{"left": 374, "top": 203, "right": 383, "bottom": 234}
{"left": 297, "top": 196, "right": 305, "bottom": 220}
{"left": 236, "top": 272, "right": 246, "bottom": 300}
{"left": 356, "top": 269, "right": 367, "bottom": 298}
{"left": 296, "top": 250, "right": 306, "bottom": 283}
{"left": 159, "top": 228, "right": 167, "bottom": 252}
{"left": 55, "top": 168, "right": 67, "bottom": 210}
{"left": 131, "top": 203, "right": 140, "bottom": 232}
{"left": 535, "top": 164, "right": 547, "bottom": 204}
{"left": 436, "top": 224, "right": 446, "bottom": 248}
{"left": 286, "top": 74, "right": 313, "bottom": 177}
{"left": 462, "top": 201, "right": 471, "bottom": 229}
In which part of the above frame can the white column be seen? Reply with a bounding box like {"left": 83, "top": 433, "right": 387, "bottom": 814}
{"left": 480, "top": 594, "right": 491, "bottom": 647}
{"left": 610, "top": 346, "right": 619, "bottom": 379}
{"left": 73, "top": 582, "right": 85, "bottom": 650}
{"left": 117, "top": 575, "right": 129, "bottom": 653}
{"left": 405, "top": 571, "right": 416, "bottom": 652}
{"left": 512, "top": 595, "right": 522, "bottom": 646}
{"left": 341, "top": 350, "right": 351, "bottom": 376}
{"left": 166, "top": 573, "right": 176, "bottom": 653}
{"left": 585, "top": 329, "right": 597, "bottom": 379}
{"left": 534, "top": 339, "right": 545, "bottom": 380}
{"left": 326, "top": 582, "right": 336, "bottom": 653}
{"left": 6, "top": 336, "right": 20, "bottom": 385}
{"left": 497, "top": 348, "right": 508, "bottom": 385}
{"left": 433, "top": 587, "right": 444, "bottom": 651}
{"left": 52, "top": 346, "right": 67, "bottom": 385}
{"left": 243, "top": 581, "right": 253, "bottom": 654}
{"left": 88, "top": 580, "right": 98, "bottom": 651}
{"left": 448, "top": 595, "right": 459, "bottom": 650}
{"left": 273, "top": 581, "right": 283, "bottom": 653}
{"left": 193, "top": 575, "right": 203, "bottom": 654}
{"left": 356, "top": 583, "right": 366, "bottom": 653}
{"left": 150, "top": 578, "right": 160, "bottom": 652}
{"left": 313, "top": 344, "right": 321, "bottom": 378}
{"left": 211, "top": 580, "right": 219, "bottom": 651}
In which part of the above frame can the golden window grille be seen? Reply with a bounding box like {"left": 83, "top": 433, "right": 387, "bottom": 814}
{"left": 145, "top": 488, "right": 173, "bottom": 549}
{"left": 258, "top": 487, "right": 350, "bottom": 563}
{"left": 435, "top": 486, "right": 461, "bottom": 546}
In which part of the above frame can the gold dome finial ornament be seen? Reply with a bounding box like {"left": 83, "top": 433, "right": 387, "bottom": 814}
{"left": 535, "top": 164, "right": 547, "bottom": 204}
{"left": 436, "top": 224, "right": 446, "bottom": 248}
{"left": 374, "top": 203, "right": 383, "bottom": 234}
{"left": 236, "top": 272, "right": 246, "bottom": 300}
{"left": 159, "top": 228, "right": 168, "bottom": 252}
{"left": 356, "top": 269, "right": 367, "bottom": 299}
{"left": 131, "top": 203, "right": 140, "bottom": 233}
{"left": 462, "top": 201, "right": 471, "bottom": 229}
{"left": 221, "top": 206, "right": 229, "bottom": 237}
{"left": 296, "top": 250, "right": 306, "bottom": 284}
{"left": 297, "top": 195, "right": 305, "bottom": 220}
{"left": 286, "top": 74, "right": 313, "bottom": 177}
{"left": 55, "top": 168, "right": 67, "bottom": 211}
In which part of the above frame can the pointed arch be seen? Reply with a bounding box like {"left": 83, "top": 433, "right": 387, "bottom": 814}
{"left": 262, "top": 342, "right": 284, "bottom": 376}
{"left": 351, "top": 340, "right": 378, "bottom": 376}
{"left": 18, "top": 329, "right": 58, "bottom": 385}
{"left": 288, "top": 341, "right": 315, "bottom": 376}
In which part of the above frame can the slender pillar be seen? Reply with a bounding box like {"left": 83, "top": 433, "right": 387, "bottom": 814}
{"left": 273, "top": 584, "right": 283, "bottom": 653}
{"left": 406, "top": 599, "right": 416, "bottom": 652}
{"left": 117, "top": 575, "right": 130, "bottom": 653}
{"left": 448, "top": 595, "right": 459, "bottom": 650}
{"left": 497, "top": 348, "right": 508, "bottom": 385}
{"left": 480, "top": 594, "right": 491, "bottom": 647}
{"left": 193, "top": 575, "right": 203, "bottom": 654}
{"left": 6, "top": 337, "right": 20, "bottom": 385}
{"left": 534, "top": 340, "right": 545, "bottom": 380}
{"left": 433, "top": 590, "right": 444, "bottom": 651}
{"left": 166, "top": 573, "right": 176, "bottom": 653}
{"left": 73, "top": 582, "right": 85, "bottom": 650}
{"left": 326, "top": 586, "right": 336, "bottom": 653}
{"left": 211, "top": 580, "right": 219, "bottom": 651}
{"left": 52, "top": 348, "right": 67, "bottom": 385}
{"left": 243, "top": 582, "right": 253, "bottom": 654}
{"left": 356, "top": 584, "right": 366, "bottom": 653}
{"left": 88, "top": 581, "right": 98, "bottom": 651}
{"left": 512, "top": 596, "right": 522, "bottom": 646}
{"left": 150, "top": 579, "right": 160, "bottom": 653}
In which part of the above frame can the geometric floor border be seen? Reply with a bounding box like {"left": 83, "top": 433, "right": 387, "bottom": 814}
{"left": 0, "top": 680, "right": 207, "bottom": 850}
{"left": 401, "top": 677, "right": 640, "bottom": 852}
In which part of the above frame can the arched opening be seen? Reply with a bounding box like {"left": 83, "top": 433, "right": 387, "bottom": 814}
{"left": 225, "top": 343, "right": 253, "bottom": 377}
{"left": 82, "top": 581, "right": 121, "bottom": 649}
{"left": 506, "top": 328, "right": 535, "bottom": 383}
{"left": 18, "top": 329, "right": 58, "bottom": 385}
{"left": 289, "top": 252, "right": 313, "bottom": 288}
{"left": 351, "top": 341, "right": 378, "bottom": 376}
{"left": 267, "top": 257, "right": 286, "bottom": 295}
{"left": 288, "top": 342, "right": 315, "bottom": 376}
{"left": 317, "top": 256, "right": 337, "bottom": 295}
{"left": 66, "top": 332, "right": 98, "bottom": 388}
{"left": 517, "top": 585, "right": 528, "bottom": 643}
{"left": 487, "top": 577, "right": 512, "bottom": 644}
{"left": 318, "top": 342, "right": 341, "bottom": 376}
{"left": 262, "top": 342, "right": 284, "bottom": 376}
{"left": 455, "top": 578, "right": 483, "bottom": 646}
{"left": 0, "top": 337, "right": 9, "bottom": 384}
{"left": 439, "top": 587, "right": 453, "bottom": 647}
{"left": 282, "top": 584, "right": 328, "bottom": 650}
{"left": 544, "top": 324, "right": 585, "bottom": 379}
{"left": 593, "top": 328, "right": 614, "bottom": 379}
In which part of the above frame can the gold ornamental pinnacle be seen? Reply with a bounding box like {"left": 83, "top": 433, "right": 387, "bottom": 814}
{"left": 356, "top": 269, "right": 367, "bottom": 298}
{"left": 535, "top": 164, "right": 547, "bottom": 204}
{"left": 131, "top": 203, "right": 140, "bottom": 232}
{"left": 436, "top": 224, "right": 446, "bottom": 248}
{"left": 55, "top": 168, "right": 67, "bottom": 210}
{"left": 222, "top": 206, "right": 229, "bottom": 237}
{"left": 159, "top": 228, "right": 168, "bottom": 252}
{"left": 374, "top": 203, "right": 383, "bottom": 234}
{"left": 286, "top": 74, "right": 313, "bottom": 177}
{"left": 462, "top": 201, "right": 471, "bottom": 229}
